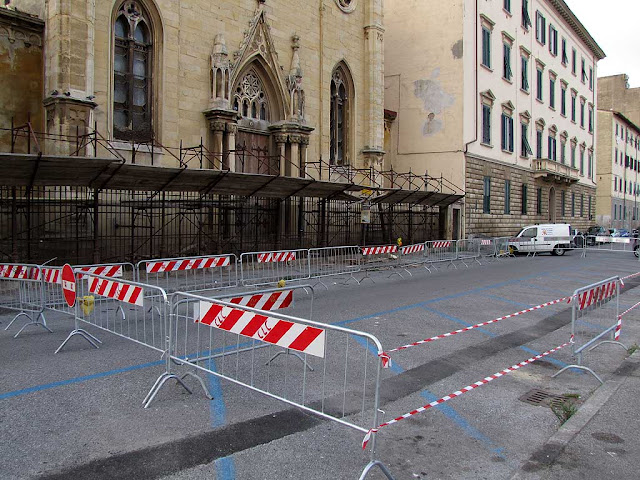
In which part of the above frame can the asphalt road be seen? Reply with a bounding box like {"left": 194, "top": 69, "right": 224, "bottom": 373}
{"left": 2, "top": 251, "right": 640, "bottom": 480}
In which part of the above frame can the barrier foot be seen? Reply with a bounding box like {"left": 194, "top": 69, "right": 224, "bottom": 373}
{"left": 358, "top": 460, "right": 395, "bottom": 480}
{"left": 143, "top": 372, "right": 193, "bottom": 408}
{"left": 587, "top": 340, "right": 628, "bottom": 353}
{"left": 387, "top": 271, "right": 404, "bottom": 280}
{"left": 357, "top": 274, "right": 375, "bottom": 285}
{"left": 55, "top": 328, "right": 102, "bottom": 354}
{"left": 180, "top": 371, "right": 214, "bottom": 400}
{"left": 266, "top": 349, "right": 314, "bottom": 371}
{"left": 312, "top": 279, "right": 330, "bottom": 291}
{"left": 446, "top": 261, "right": 457, "bottom": 270}
{"left": 4, "top": 311, "right": 31, "bottom": 331}
{"left": 13, "top": 318, "right": 53, "bottom": 338}
{"left": 552, "top": 364, "right": 604, "bottom": 385}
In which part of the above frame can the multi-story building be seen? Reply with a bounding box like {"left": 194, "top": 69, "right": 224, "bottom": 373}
{"left": 385, "top": 0, "right": 605, "bottom": 237}
{"left": 595, "top": 109, "right": 640, "bottom": 229}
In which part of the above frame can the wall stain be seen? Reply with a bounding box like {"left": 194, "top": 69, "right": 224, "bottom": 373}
{"left": 451, "top": 39, "right": 463, "bottom": 59}
{"left": 413, "top": 69, "right": 455, "bottom": 136}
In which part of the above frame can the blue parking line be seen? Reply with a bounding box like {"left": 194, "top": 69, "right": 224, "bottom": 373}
{"left": 207, "top": 358, "right": 236, "bottom": 480}
{"left": 482, "top": 294, "right": 532, "bottom": 309}
{"left": 352, "top": 336, "right": 506, "bottom": 459}
{"left": 215, "top": 457, "right": 236, "bottom": 480}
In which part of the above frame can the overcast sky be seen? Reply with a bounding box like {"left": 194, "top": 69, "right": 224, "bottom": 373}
{"left": 564, "top": 0, "right": 640, "bottom": 87}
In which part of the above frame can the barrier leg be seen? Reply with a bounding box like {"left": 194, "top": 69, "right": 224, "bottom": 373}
{"left": 180, "top": 371, "right": 214, "bottom": 400}
{"left": 143, "top": 372, "right": 193, "bottom": 409}
{"left": 359, "top": 461, "right": 395, "bottom": 480}
{"left": 311, "top": 279, "right": 330, "bottom": 291}
{"left": 55, "top": 328, "right": 102, "bottom": 353}
{"left": 587, "top": 340, "right": 628, "bottom": 353}
{"left": 13, "top": 311, "right": 53, "bottom": 338}
{"left": 552, "top": 364, "right": 603, "bottom": 385}
{"left": 266, "top": 348, "right": 314, "bottom": 371}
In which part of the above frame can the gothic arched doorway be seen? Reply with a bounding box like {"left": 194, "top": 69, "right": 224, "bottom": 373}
{"left": 549, "top": 187, "right": 556, "bottom": 223}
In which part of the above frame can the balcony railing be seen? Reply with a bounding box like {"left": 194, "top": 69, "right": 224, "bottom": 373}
{"left": 531, "top": 158, "right": 580, "bottom": 183}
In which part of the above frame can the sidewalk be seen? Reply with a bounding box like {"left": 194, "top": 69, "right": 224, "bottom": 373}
{"left": 511, "top": 351, "right": 640, "bottom": 479}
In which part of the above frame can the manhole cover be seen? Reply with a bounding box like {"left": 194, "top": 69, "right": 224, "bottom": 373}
{"left": 519, "top": 389, "right": 569, "bottom": 407}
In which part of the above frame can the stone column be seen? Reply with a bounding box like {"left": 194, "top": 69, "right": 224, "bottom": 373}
{"left": 289, "top": 134, "right": 301, "bottom": 178}
{"left": 363, "top": 0, "right": 385, "bottom": 170}
{"left": 226, "top": 123, "right": 237, "bottom": 172}
{"left": 211, "top": 120, "right": 226, "bottom": 169}
{"left": 275, "top": 134, "right": 288, "bottom": 176}
{"left": 299, "top": 136, "right": 309, "bottom": 178}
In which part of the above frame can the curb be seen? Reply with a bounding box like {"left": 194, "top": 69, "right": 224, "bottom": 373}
{"left": 510, "top": 350, "right": 640, "bottom": 479}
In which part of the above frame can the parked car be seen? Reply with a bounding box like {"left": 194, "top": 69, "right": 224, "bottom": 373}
{"left": 585, "top": 226, "right": 610, "bottom": 245}
{"left": 609, "top": 228, "right": 629, "bottom": 237}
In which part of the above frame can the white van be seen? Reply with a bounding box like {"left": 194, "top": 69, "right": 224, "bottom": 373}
{"left": 508, "top": 223, "right": 574, "bottom": 256}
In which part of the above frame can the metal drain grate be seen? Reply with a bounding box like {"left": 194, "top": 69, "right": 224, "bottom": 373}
{"left": 519, "top": 389, "right": 568, "bottom": 407}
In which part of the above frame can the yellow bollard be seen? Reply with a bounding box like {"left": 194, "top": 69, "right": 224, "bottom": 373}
{"left": 80, "top": 295, "right": 95, "bottom": 315}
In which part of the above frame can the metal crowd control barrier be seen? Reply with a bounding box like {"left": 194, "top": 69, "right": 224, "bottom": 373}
{"left": 395, "top": 243, "right": 428, "bottom": 275}
{"left": 455, "top": 239, "right": 481, "bottom": 267}
{"left": 583, "top": 235, "right": 637, "bottom": 257}
{"left": 358, "top": 245, "right": 399, "bottom": 283}
{"left": 477, "top": 239, "right": 496, "bottom": 261}
{"left": 424, "top": 240, "right": 457, "bottom": 271}
{"left": 553, "top": 276, "right": 626, "bottom": 384}
{"left": 138, "top": 254, "right": 237, "bottom": 293}
{"left": 308, "top": 246, "right": 361, "bottom": 288}
{"left": 168, "top": 291, "right": 394, "bottom": 479}
{"left": 240, "top": 249, "right": 310, "bottom": 287}
{"left": 1, "top": 264, "right": 49, "bottom": 337}
{"left": 493, "top": 237, "right": 513, "bottom": 258}
{"left": 41, "top": 262, "right": 134, "bottom": 319}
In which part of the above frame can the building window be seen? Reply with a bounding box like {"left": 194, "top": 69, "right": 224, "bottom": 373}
{"left": 482, "top": 104, "right": 491, "bottom": 144}
{"left": 330, "top": 64, "right": 353, "bottom": 165}
{"left": 549, "top": 77, "right": 556, "bottom": 108}
{"left": 521, "top": 184, "right": 528, "bottom": 214}
{"left": 581, "top": 58, "right": 587, "bottom": 83}
{"left": 501, "top": 112, "right": 514, "bottom": 152}
{"left": 615, "top": 148, "right": 618, "bottom": 164}
{"left": 504, "top": 0, "right": 511, "bottom": 13}
{"left": 561, "top": 190, "right": 566, "bottom": 216}
{"left": 579, "top": 148, "right": 585, "bottom": 175}
{"left": 560, "top": 138, "right": 566, "bottom": 164}
{"left": 571, "top": 142, "right": 576, "bottom": 168}
{"left": 535, "top": 11, "right": 546, "bottom": 44}
{"left": 549, "top": 25, "right": 558, "bottom": 55}
{"left": 571, "top": 92, "right": 577, "bottom": 122}
{"left": 521, "top": 122, "right": 532, "bottom": 157}
{"left": 548, "top": 133, "right": 557, "bottom": 161}
{"left": 580, "top": 99, "right": 585, "bottom": 128}
{"left": 521, "top": 55, "right": 529, "bottom": 91}
{"left": 113, "top": 0, "right": 154, "bottom": 141}
{"left": 580, "top": 194, "right": 584, "bottom": 217}
{"left": 588, "top": 152, "right": 592, "bottom": 178}
{"left": 571, "top": 192, "right": 575, "bottom": 216}
{"left": 561, "top": 38, "right": 568, "bottom": 65}
{"left": 522, "top": 0, "right": 532, "bottom": 29}
{"left": 234, "top": 70, "right": 270, "bottom": 121}
{"left": 588, "top": 105, "right": 593, "bottom": 132}
{"left": 536, "top": 67, "right": 543, "bottom": 101}
{"left": 503, "top": 43, "right": 512, "bottom": 80}
{"left": 560, "top": 84, "right": 567, "bottom": 116}
{"left": 589, "top": 67, "right": 593, "bottom": 90}
{"left": 536, "top": 187, "right": 542, "bottom": 214}
{"left": 504, "top": 180, "right": 511, "bottom": 214}
{"left": 536, "top": 128, "right": 543, "bottom": 159}
{"left": 483, "top": 176, "right": 491, "bottom": 214}
{"left": 482, "top": 26, "right": 491, "bottom": 68}
{"left": 572, "top": 48, "right": 577, "bottom": 75}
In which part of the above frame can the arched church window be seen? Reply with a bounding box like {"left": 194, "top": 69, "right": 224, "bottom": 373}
{"left": 233, "top": 71, "right": 269, "bottom": 122}
{"left": 113, "top": 1, "right": 153, "bottom": 141}
{"left": 330, "top": 65, "right": 352, "bottom": 165}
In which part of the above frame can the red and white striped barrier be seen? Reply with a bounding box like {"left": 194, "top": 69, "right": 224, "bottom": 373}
{"left": 228, "top": 290, "right": 293, "bottom": 311}
{"left": 401, "top": 244, "right": 425, "bottom": 255}
{"left": 363, "top": 341, "right": 570, "bottom": 449}
{"left": 145, "top": 255, "right": 231, "bottom": 273}
{"left": 430, "top": 241, "right": 452, "bottom": 248}
{"left": 481, "top": 239, "right": 492, "bottom": 246}
{"left": 575, "top": 280, "right": 619, "bottom": 311}
{"left": 87, "top": 277, "right": 144, "bottom": 306}
{"left": 41, "top": 267, "right": 62, "bottom": 284}
{"left": 197, "top": 301, "right": 325, "bottom": 357}
{"left": 614, "top": 299, "right": 640, "bottom": 341}
{"left": 76, "top": 265, "right": 123, "bottom": 279}
{"left": 380, "top": 296, "right": 572, "bottom": 367}
{"left": 257, "top": 251, "right": 296, "bottom": 263}
{"left": 362, "top": 245, "right": 397, "bottom": 256}
{"left": 0, "top": 264, "right": 33, "bottom": 280}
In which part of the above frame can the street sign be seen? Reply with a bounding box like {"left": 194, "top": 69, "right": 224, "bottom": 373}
{"left": 62, "top": 263, "right": 76, "bottom": 307}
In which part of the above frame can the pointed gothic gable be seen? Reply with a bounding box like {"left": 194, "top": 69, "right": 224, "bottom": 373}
{"left": 231, "top": 6, "right": 289, "bottom": 118}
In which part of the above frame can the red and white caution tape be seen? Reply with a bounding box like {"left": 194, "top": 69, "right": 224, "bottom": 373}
{"left": 76, "top": 265, "right": 123, "bottom": 279}
{"left": 228, "top": 290, "right": 293, "bottom": 311}
{"left": 430, "top": 241, "right": 452, "bottom": 248}
{"left": 615, "top": 316, "right": 623, "bottom": 341}
{"left": 362, "top": 245, "right": 398, "bottom": 256}
{"left": 146, "top": 256, "right": 231, "bottom": 273}
{"left": 87, "top": 277, "right": 144, "bottom": 306}
{"left": 363, "top": 341, "right": 571, "bottom": 449}
{"left": 622, "top": 271, "right": 640, "bottom": 281}
{"left": 257, "top": 251, "right": 297, "bottom": 263}
{"left": 197, "top": 301, "right": 325, "bottom": 357}
{"left": 401, "top": 244, "right": 425, "bottom": 255}
{"left": 379, "top": 296, "right": 571, "bottom": 366}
